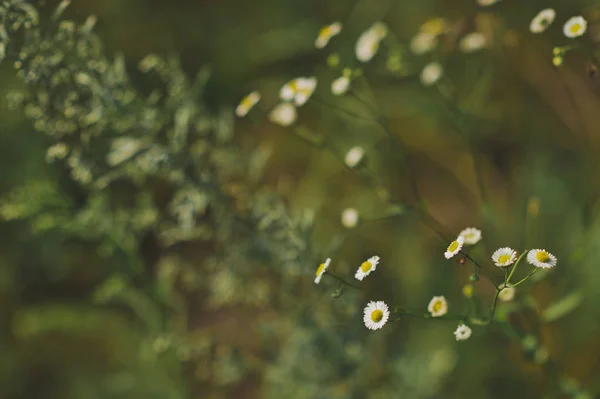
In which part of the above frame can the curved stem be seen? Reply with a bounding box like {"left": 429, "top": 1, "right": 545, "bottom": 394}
{"left": 511, "top": 268, "right": 539, "bottom": 287}
{"left": 460, "top": 251, "right": 499, "bottom": 289}
{"left": 507, "top": 250, "right": 528, "bottom": 284}
{"left": 325, "top": 272, "right": 363, "bottom": 290}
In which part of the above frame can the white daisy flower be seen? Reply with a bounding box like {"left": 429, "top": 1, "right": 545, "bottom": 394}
{"left": 459, "top": 227, "right": 482, "bottom": 245}
{"left": 235, "top": 91, "right": 261, "bottom": 117}
{"left": 344, "top": 146, "right": 365, "bottom": 168}
{"left": 563, "top": 16, "right": 587, "bottom": 38}
{"left": 526, "top": 249, "right": 557, "bottom": 269}
{"left": 420, "top": 62, "right": 443, "bottom": 86}
{"left": 427, "top": 295, "right": 448, "bottom": 317}
{"left": 363, "top": 300, "right": 390, "bottom": 330}
{"left": 341, "top": 208, "right": 359, "bottom": 228}
{"left": 459, "top": 32, "right": 487, "bottom": 53}
{"left": 355, "top": 22, "right": 388, "bottom": 62}
{"left": 355, "top": 255, "right": 380, "bottom": 281}
{"left": 314, "top": 258, "right": 331, "bottom": 284}
{"left": 410, "top": 32, "right": 437, "bottom": 55}
{"left": 279, "top": 77, "right": 317, "bottom": 106}
{"left": 491, "top": 247, "right": 517, "bottom": 267}
{"left": 331, "top": 75, "right": 351, "bottom": 95}
{"left": 315, "top": 22, "right": 342, "bottom": 49}
{"left": 498, "top": 283, "right": 516, "bottom": 302}
{"left": 444, "top": 235, "right": 464, "bottom": 259}
{"left": 529, "top": 9, "right": 556, "bottom": 34}
{"left": 454, "top": 324, "right": 472, "bottom": 341}
{"left": 269, "top": 103, "right": 297, "bottom": 126}
{"left": 477, "top": 0, "right": 501, "bottom": 6}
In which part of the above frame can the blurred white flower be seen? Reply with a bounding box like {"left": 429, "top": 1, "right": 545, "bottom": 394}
{"left": 341, "top": 208, "right": 359, "bottom": 228}
{"left": 363, "top": 301, "right": 390, "bottom": 330}
{"left": 355, "top": 22, "right": 388, "bottom": 62}
{"left": 428, "top": 296, "right": 448, "bottom": 317}
{"left": 331, "top": 75, "right": 351, "bottom": 95}
{"left": 235, "top": 91, "right": 260, "bottom": 117}
{"left": 477, "top": 0, "right": 501, "bottom": 6}
{"left": 410, "top": 32, "right": 438, "bottom": 55}
{"left": 355, "top": 255, "right": 380, "bottom": 281}
{"left": 454, "top": 324, "right": 472, "bottom": 341}
{"left": 344, "top": 146, "right": 365, "bottom": 168}
{"left": 529, "top": 9, "right": 556, "bottom": 34}
{"left": 444, "top": 236, "right": 464, "bottom": 259}
{"left": 46, "top": 143, "right": 69, "bottom": 162}
{"left": 459, "top": 227, "right": 482, "bottom": 245}
{"left": 498, "top": 284, "right": 516, "bottom": 302}
{"left": 280, "top": 77, "right": 317, "bottom": 106}
{"left": 107, "top": 137, "right": 144, "bottom": 166}
{"left": 315, "top": 22, "right": 342, "bottom": 49}
{"left": 314, "top": 258, "right": 331, "bottom": 284}
{"left": 526, "top": 249, "right": 557, "bottom": 269}
{"left": 492, "top": 247, "right": 517, "bottom": 267}
{"left": 459, "top": 32, "right": 487, "bottom": 53}
{"left": 563, "top": 16, "right": 587, "bottom": 38}
{"left": 269, "top": 103, "right": 297, "bottom": 126}
{"left": 420, "top": 62, "right": 443, "bottom": 86}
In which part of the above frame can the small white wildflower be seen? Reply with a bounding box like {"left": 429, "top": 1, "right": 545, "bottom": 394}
{"left": 331, "top": 75, "right": 351, "bottom": 95}
{"left": 341, "top": 208, "right": 359, "bottom": 228}
{"left": 498, "top": 284, "right": 516, "bottom": 302}
{"left": 477, "top": 0, "right": 501, "bottom": 6}
{"left": 410, "top": 31, "right": 437, "bottom": 55}
{"left": 420, "top": 62, "right": 443, "bottom": 86}
{"left": 427, "top": 296, "right": 448, "bottom": 317}
{"left": 454, "top": 324, "right": 472, "bottom": 341}
{"left": 355, "top": 22, "right": 388, "bottom": 62}
{"left": 529, "top": 9, "right": 556, "bottom": 34}
{"left": 314, "top": 258, "right": 331, "bottom": 284}
{"left": 315, "top": 22, "right": 342, "bottom": 49}
{"left": 235, "top": 91, "right": 260, "bottom": 117}
{"left": 363, "top": 300, "right": 390, "bottom": 330}
{"left": 491, "top": 247, "right": 517, "bottom": 267}
{"left": 459, "top": 32, "right": 487, "bottom": 53}
{"left": 269, "top": 103, "right": 297, "bottom": 126}
{"left": 444, "top": 236, "right": 464, "bottom": 259}
{"left": 563, "top": 16, "right": 587, "bottom": 38}
{"left": 279, "top": 77, "right": 317, "bottom": 106}
{"left": 526, "top": 249, "right": 557, "bottom": 269}
{"left": 344, "top": 146, "right": 365, "bottom": 168}
{"left": 459, "top": 227, "right": 482, "bottom": 245}
{"left": 355, "top": 255, "right": 379, "bottom": 281}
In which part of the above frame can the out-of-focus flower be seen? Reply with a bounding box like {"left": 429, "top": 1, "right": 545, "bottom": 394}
{"left": 107, "top": 137, "right": 144, "bottom": 166}
{"left": 344, "top": 146, "right": 365, "bottom": 168}
{"left": 420, "top": 62, "right": 443, "bottom": 86}
{"left": 410, "top": 32, "right": 438, "bottom": 55}
{"left": 454, "top": 324, "right": 472, "bottom": 341}
{"left": 428, "top": 296, "right": 448, "bottom": 317}
{"left": 477, "top": 0, "right": 501, "bottom": 6}
{"left": 355, "top": 255, "right": 380, "bottom": 281}
{"left": 530, "top": 9, "right": 556, "bottom": 34}
{"left": 498, "top": 284, "right": 516, "bottom": 302}
{"left": 235, "top": 91, "right": 260, "bottom": 117}
{"left": 280, "top": 77, "right": 317, "bottom": 106}
{"left": 492, "top": 247, "right": 517, "bottom": 267}
{"left": 444, "top": 236, "right": 464, "bottom": 259}
{"left": 459, "top": 32, "right": 487, "bottom": 53}
{"left": 363, "top": 301, "right": 390, "bottom": 330}
{"left": 269, "top": 103, "right": 297, "bottom": 126}
{"left": 314, "top": 258, "right": 331, "bottom": 284}
{"left": 563, "top": 16, "right": 587, "bottom": 38}
{"left": 315, "top": 22, "right": 342, "bottom": 49}
{"left": 356, "top": 22, "right": 388, "bottom": 62}
{"left": 459, "top": 227, "right": 482, "bottom": 245}
{"left": 527, "top": 249, "right": 557, "bottom": 269}
{"left": 341, "top": 208, "right": 359, "bottom": 228}
{"left": 331, "top": 75, "right": 351, "bottom": 95}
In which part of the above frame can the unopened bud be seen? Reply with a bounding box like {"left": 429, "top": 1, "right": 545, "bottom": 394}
{"left": 469, "top": 273, "right": 479, "bottom": 282}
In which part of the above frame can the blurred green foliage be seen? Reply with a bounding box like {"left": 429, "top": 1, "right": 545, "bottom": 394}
{"left": 2, "top": 0, "right": 600, "bottom": 398}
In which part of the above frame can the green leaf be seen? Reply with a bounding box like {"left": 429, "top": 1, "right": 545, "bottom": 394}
{"left": 541, "top": 291, "right": 583, "bottom": 322}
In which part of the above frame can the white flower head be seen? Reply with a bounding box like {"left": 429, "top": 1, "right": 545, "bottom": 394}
{"left": 459, "top": 227, "right": 482, "bottom": 245}
{"left": 269, "top": 103, "right": 297, "bottom": 127}
{"left": 314, "top": 258, "right": 331, "bottom": 284}
{"left": 341, "top": 208, "right": 359, "bottom": 228}
{"left": 355, "top": 22, "right": 388, "bottom": 62}
{"left": 492, "top": 247, "right": 517, "bottom": 267}
{"left": 444, "top": 235, "right": 465, "bottom": 259}
{"left": 459, "top": 32, "right": 487, "bottom": 53}
{"left": 355, "top": 255, "right": 380, "bottom": 281}
{"left": 410, "top": 31, "right": 437, "bottom": 55}
{"left": 331, "top": 75, "right": 351, "bottom": 95}
{"left": 530, "top": 9, "right": 556, "bottom": 34}
{"left": 279, "top": 77, "right": 317, "bottom": 106}
{"left": 498, "top": 283, "right": 516, "bottom": 302}
{"left": 427, "top": 296, "right": 448, "bottom": 317}
{"left": 421, "top": 62, "right": 443, "bottom": 86}
{"left": 477, "top": 0, "right": 501, "bottom": 6}
{"left": 363, "top": 300, "right": 390, "bottom": 330}
{"left": 526, "top": 249, "right": 557, "bottom": 269}
{"left": 564, "top": 16, "right": 587, "bottom": 38}
{"left": 344, "top": 146, "right": 365, "bottom": 168}
{"left": 235, "top": 91, "right": 260, "bottom": 117}
{"left": 315, "top": 22, "right": 342, "bottom": 49}
{"left": 454, "top": 324, "right": 472, "bottom": 341}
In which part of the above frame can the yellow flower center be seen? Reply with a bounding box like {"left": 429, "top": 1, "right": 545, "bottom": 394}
{"left": 498, "top": 254, "right": 511, "bottom": 264}
{"left": 240, "top": 96, "right": 254, "bottom": 109}
{"left": 570, "top": 23, "right": 581, "bottom": 34}
{"left": 361, "top": 261, "right": 372, "bottom": 273}
{"left": 447, "top": 240, "right": 459, "bottom": 252}
{"left": 536, "top": 251, "right": 550, "bottom": 262}
{"left": 319, "top": 26, "right": 332, "bottom": 39}
{"left": 315, "top": 263, "right": 325, "bottom": 276}
{"left": 371, "top": 309, "right": 383, "bottom": 322}
{"left": 432, "top": 301, "right": 443, "bottom": 313}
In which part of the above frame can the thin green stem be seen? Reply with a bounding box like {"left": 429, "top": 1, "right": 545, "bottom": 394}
{"left": 488, "top": 288, "right": 502, "bottom": 323}
{"left": 325, "top": 272, "right": 363, "bottom": 290}
{"left": 511, "top": 268, "right": 539, "bottom": 287}
{"left": 460, "top": 251, "right": 499, "bottom": 289}
{"left": 507, "top": 250, "right": 528, "bottom": 285}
